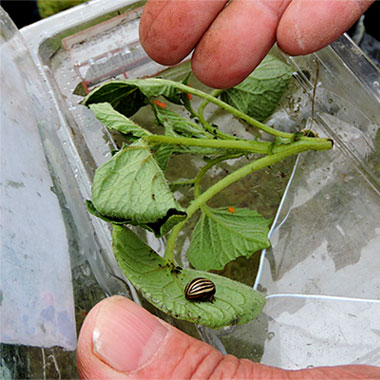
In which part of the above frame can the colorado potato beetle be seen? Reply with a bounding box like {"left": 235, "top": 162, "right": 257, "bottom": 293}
{"left": 184, "top": 278, "right": 216, "bottom": 302}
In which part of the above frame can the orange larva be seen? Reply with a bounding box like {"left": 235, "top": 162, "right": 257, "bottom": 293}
{"left": 153, "top": 99, "right": 166, "bottom": 108}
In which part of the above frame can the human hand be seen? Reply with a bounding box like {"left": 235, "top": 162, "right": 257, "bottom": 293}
{"left": 139, "top": 0, "right": 374, "bottom": 88}
{"left": 77, "top": 296, "right": 379, "bottom": 379}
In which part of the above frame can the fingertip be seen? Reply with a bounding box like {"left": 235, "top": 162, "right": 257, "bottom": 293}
{"left": 76, "top": 298, "right": 379, "bottom": 380}
{"left": 277, "top": 0, "right": 374, "bottom": 56}
{"left": 139, "top": 0, "right": 227, "bottom": 66}
{"left": 77, "top": 296, "right": 170, "bottom": 379}
{"left": 139, "top": 0, "right": 185, "bottom": 65}
{"left": 77, "top": 298, "right": 117, "bottom": 379}
{"left": 191, "top": 0, "right": 285, "bottom": 89}
{"left": 76, "top": 296, "right": 257, "bottom": 379}
{"left": 191, "top": 49, "right": 267, "bottom": 89}
{"left": 276, "top": 1, "right": 337, "bottom": 55}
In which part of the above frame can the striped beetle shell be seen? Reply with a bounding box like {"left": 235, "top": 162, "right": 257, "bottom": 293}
{"left": 184, "top": 277, "right": 216, "bottom": 302}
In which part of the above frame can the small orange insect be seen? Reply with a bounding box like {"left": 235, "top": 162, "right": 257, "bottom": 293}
{"left": 228, "top": 206, "right": 235, "bottom": 213}
{"left": 186, "top": 84, "right": 193, "bottom": 100}
{"left": 153, "top": 99, "right": 167, "bottom": 109}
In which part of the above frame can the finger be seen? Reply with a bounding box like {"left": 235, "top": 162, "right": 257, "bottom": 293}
{"left": 191, "top": 0, "right": 291, "bottom": 89}
{"left": 277, "top": 0, "right": 374, "bottom": 55}
{"left": 77, "top": 296, "right": 380, "bottom": 380}
{"left": 76, "top": 296, "right": 269, "bottom": 379}
{"left": 139, "top": 0, "right": 227, "bottom": 65}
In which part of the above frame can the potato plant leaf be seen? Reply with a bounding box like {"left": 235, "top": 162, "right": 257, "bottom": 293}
{"left": 83, "top": 79, "right": 185, "bottom": 117}
{"left": 152, "top": 143, "right": 175, "bottom": 171}
{"left": 152, "top": 106, "right": 218, "bottom": 159}
{"left": 89, "top": 102, "right": 150, "bottom": 138}
{"left": 153, "top": 104, "right": 212, "bottom": 139}
{"left": 83, "top": 81, "right": 147, "bottom": 116}
{"left": 113, "top": 224, "right": 266, "bottom": 328}
{"left": 87, "top": 102, "right": 173, "bottom": 170}
{"left": 220, "top": 54, "right": 293, "bottom": 122}
{"left": 86, "top": 199, "right": 128, "bottom": 225}
{"left": 152, "top": 105, "right": 236, "bottom": 157}
{"left": 91, "top": 139, "right": 186, "bottom": 237}
{"left": 187, "top": 207, "right": 271, "bottom": 270}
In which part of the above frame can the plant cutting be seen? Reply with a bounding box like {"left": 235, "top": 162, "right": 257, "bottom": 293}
{"left": 82, "top": 55, "right": 333, "bottom": 329}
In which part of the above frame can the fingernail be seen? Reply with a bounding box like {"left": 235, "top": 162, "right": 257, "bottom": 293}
{"left": 92, "top": 296, "right": 169, "bottom": 373}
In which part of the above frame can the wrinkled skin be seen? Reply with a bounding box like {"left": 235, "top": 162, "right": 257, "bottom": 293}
{"left": 77, "top": 296, "right": 380, "bottom": 379}
{"left": 139, "top": 0, "right": 374, "bottom": 88}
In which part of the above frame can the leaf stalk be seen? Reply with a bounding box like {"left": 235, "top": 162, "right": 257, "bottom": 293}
{"left": 164, "top": 137, "right": 332, "bottom": 262}
{"left": 151, "top": 79, "right": 294, "bottom": 139}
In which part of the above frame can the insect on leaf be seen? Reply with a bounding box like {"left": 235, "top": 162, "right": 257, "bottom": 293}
{"left": 113, "top": 224, "right": 266, "bottom": 328}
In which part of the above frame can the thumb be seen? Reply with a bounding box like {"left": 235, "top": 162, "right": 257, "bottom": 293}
{"left": 77, "top": 296, "right": 379, "bottom": 379}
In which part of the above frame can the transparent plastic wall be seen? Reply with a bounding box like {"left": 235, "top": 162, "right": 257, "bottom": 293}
{"left": 227, "top": 44, "right": 380, "bottom": 368}
{"left": 1, "top": 0, "right": 379, "bottom": 377}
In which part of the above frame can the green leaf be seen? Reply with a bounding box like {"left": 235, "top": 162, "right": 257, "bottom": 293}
{"left": 83, "top": 80, "right": 147, "bottom": 116}
{"left": 153, "top": 105, "right": 215, "bottom": 157}
{"left": 113, "top": 224, "right": 266, "bottom": 328}
{"left": 152, "top": 105, "right": 234, "bottom": 157}
{"left": 152, "top": 144, "right": 175, "bottom": 171}
{"left": 86, "top": 199, "right": 128, "bottom": 224}
{"left": 91, "top": 139, "right": 186, "bottom": 237}
{"left": 139, "top": 78, "right": 184, "bottom": 104}
{"left": 83, "top": 78, "right": 186, "bottom": 117}
{"left": 153, "top": 104, "right": 211, "bottom": 139}
{"left": 87, "top": 102, "right": 181, "bottom": 171}
{"left": 89, "top": 103, "right": 150, "bottom": 138}
{"left": 220, "top": 54, "right": 293, "bottom": 122}
{"left": 187, "top": 207, "right": 271, "bottom": 271}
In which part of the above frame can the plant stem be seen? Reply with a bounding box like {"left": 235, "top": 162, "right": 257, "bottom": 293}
{"left": 145, "top": 134, "right": 331, "bottom": 157}
{"left": 153, "top": 103, "right": 213, "bottom": 138}
{"left": 183, "top": 98, "right": 198, "bottom": 119}
{"left": 164, "top": 137, "right": 332, "bottom": 262}
{"left": 198, "top": 90, "right": 219, "bottom": 126}
{"left": 197, "top": 90, "right": 235, "bottom": 140}
{"left": 190, "top": 140, "right": 331, "bottom": 212}
{"left": 154, "top": 79, "right": 294, "bottom": 139}
{"left": 145, "top": 135, "right": 271, "bottom": 154}
{"left": 193, "top": 154, "right": 242, "bottom": 198}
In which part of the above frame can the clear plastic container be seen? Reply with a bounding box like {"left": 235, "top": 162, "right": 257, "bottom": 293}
{"left": 1, "top": 0, "right": 379, "bottom": 377}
